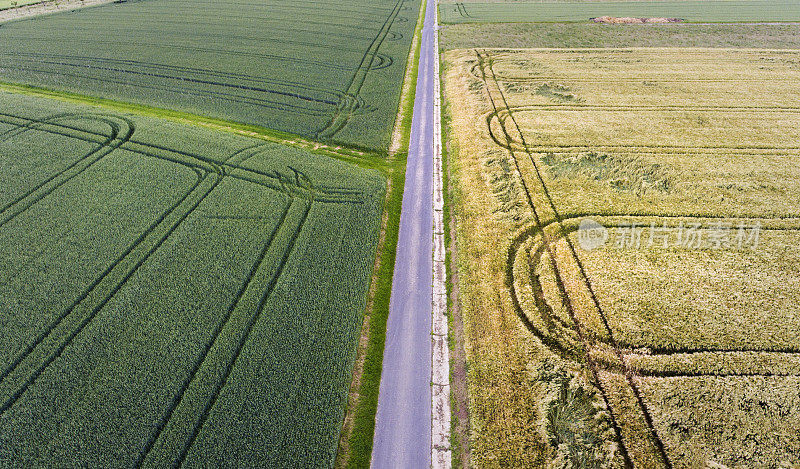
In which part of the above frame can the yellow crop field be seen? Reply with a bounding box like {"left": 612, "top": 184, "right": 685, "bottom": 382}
{"left": 443, "top": 48, "right": 800, "bottom": 467}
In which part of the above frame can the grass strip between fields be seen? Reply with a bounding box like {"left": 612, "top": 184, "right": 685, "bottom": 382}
{"left": 335, "top": 0, "right": 427, "bottom": 467}
{"left": 0, "top": 82, "right": 387, "bottom": 174}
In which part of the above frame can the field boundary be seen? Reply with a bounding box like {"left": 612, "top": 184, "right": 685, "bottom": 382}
{"left": 0, "top": 82, "right": 384, "bottom": 169}
{"left": 0, "top": 0, "right": 114, "bottom": 23}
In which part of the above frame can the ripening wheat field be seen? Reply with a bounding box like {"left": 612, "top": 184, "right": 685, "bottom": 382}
{"left": 0, "top": 91, "right": 385, "bottom": 467}
{"left": 443, "top": 48, "right": 800, "bottom": 467}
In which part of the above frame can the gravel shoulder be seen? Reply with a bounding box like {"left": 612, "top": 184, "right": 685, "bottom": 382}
{"left": 1, "top": 0, "right": 117, "bottom": 23}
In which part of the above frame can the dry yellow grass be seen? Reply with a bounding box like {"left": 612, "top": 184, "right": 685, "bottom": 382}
{"left": 444, "top": 48, "right": 800, "bottom": 467}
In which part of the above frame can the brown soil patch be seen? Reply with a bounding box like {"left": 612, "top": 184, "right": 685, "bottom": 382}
{"left": 592, "top": 16, "right": 684, "bottom": 24}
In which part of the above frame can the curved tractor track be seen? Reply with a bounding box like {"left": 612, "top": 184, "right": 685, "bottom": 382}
{"left": 316, "top": 0, "right": 408, "bottom": 140}
{"left": 0, "top": 111, "right": 368, "bottom": 465}
{"left": 474, "top": 49, "right": 800, "bottom": 468}
{"left": 0, "top": 113, "right": 135, "bottom": 229}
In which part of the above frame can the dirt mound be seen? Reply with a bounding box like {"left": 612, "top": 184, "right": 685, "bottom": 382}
{"left": 592, "top": 16, "right": 684, "bottom": 24}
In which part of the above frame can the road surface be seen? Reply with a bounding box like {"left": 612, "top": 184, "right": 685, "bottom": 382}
{"left": 371, "top": 0, "right": 437, "bottom": 466}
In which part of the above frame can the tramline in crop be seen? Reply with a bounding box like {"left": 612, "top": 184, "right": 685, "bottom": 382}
{"left": 0, "top": 93, "right": 385, "bottom": 467}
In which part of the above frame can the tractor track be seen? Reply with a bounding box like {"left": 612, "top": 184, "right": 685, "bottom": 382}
{"left": 477, "top": 49, "right": 672, "bottom": 468}
{"left": 316, "top": 0, "right": 407, "bottom": 140}
{"left": 0, "top": 112, "right": 367, "bottom": 439}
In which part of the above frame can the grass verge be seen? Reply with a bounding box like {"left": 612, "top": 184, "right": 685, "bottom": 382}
{"left": 335, "top": 0, "right": 427, "bottom": 467}
{"left": 440, "top": 59, "right": 472, "bottom": 468}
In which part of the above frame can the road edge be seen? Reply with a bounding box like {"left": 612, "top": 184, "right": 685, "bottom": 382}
{"left": 431, "top": 1, "right": 453, "bottom": 466}
{"left": 335, "top": 0, "right": 428, "bottom": 466}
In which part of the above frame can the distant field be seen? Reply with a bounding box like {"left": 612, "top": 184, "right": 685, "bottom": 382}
{"left": 440, "top": 22, "right": 800, "bottom": 49}
{"left": 0, "top": 92, "right": 384, "bottom": 467}
{"left": 439, "top": 0, "right": 800, "bottom": 23}
{"left": 444, "top": 48, "right": 800, "bottom": 467}
{"left": 0, "top": 0, "right": 420, "bottom": 150}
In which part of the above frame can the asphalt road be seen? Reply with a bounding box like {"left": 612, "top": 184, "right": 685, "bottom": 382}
{"left": 371, "top": 0, "right": 436, "bottom": 466}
